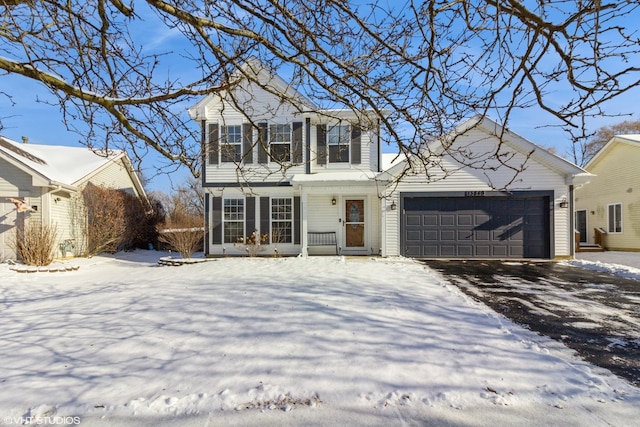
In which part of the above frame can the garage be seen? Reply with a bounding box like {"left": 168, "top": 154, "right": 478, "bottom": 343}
{"left": 401, "top": 193, "right": 551, "bottom": 259}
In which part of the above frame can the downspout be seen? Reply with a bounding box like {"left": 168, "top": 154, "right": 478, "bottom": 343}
{"left": 569, "top": 184, "right": 575, "bottom": 257}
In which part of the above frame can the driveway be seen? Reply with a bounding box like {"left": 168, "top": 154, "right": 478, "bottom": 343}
{"left": 423, "top": 260, "right": 640, "bottom": 387}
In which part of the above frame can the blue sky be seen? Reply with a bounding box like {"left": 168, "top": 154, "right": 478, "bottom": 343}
{"left": 1, "top": 3, "right": 639, "bottom": 193}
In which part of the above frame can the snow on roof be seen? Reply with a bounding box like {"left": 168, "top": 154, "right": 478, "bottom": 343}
{"left": 0, "top": 136, "right": 124, "bottom": 187}
{"left": 615, "top": 134, "right": 640, "bottom": 143}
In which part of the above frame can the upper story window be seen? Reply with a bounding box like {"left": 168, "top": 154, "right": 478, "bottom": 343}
{"left": 223, "top": 198, "right": 244, "bottom": 243}
{"left": 269, "top": 124, "right": 291, "bottom": 163}
{"left": 221, "top": 125, "right": 242, "bottom": 163}
{"left": 327, "top": 124, "right": 350, "bottom": 163}
{"left": 608, "top": 203, "right": 622, "bottom": 233}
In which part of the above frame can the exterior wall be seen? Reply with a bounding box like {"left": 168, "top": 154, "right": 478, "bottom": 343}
{"left": 382, "top": 129, "right": 573, "bottom": 258}
{"left": 202, "top": 84, "right": 308, "bottom": 184}
{"left": 0, "top": 158, "right": 45, "bottom": 260}
{"left": 304, "top": 187, "right": 381, "bottom": 255}
{"left": 575, "top": 142, "right": 640, "bottom": 250}
{"left": 82, "top": 159, "right": 141, "bottom": 197}
{"left": 204, "top": 186, "right": 302, "bottom": 256}
{"left": 202, "top": 83, "right": 379, "bottom": 185}
{"left": 203, "top": 184, "right": 382, "bottom": 256}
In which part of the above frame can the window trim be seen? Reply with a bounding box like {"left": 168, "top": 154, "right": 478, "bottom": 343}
{"left": 219, "top": 124, "right": 243, "bottom": 163}
{"left": 269, "top": 124, "right": 292, "bottom": 163}
{"left": 607, "top": 203, "right": 622, "bottom": 234}
{"left": 327, "top": 123, "right": 351, "bottom": 164}
{"left": 223, "top": 198, "right": 245, "bottom": 244}
{"left": 270, "top": 197, "right": 293, "bottom": 244}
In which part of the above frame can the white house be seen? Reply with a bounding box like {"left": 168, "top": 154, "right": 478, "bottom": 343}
{"left": 189, "top": 60, "right": 591, "bottom": 259}
{"left": 0, "top": 136, "right": 147, "bottom": 260}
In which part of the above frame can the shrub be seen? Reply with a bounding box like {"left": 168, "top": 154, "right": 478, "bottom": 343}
{"left": 234, "top": 230, "right": 268, "bottom": 257}
{"left": 157, "top": 214, "right": 203, "bottom": 259}
{"left": 11, "top": 222, "right": 58, "bottom": 266}
{"left": 80, "top": 184, "right": 127, "bottom": 256}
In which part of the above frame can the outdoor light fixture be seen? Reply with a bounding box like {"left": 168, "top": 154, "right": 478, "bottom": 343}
{"left": 559, "top": 198, "right": 569, "bottom": 208}
{"left": 390, "top": 201, "right": 397, "bottom": 210}
{"left": 332, "top": 197, "right": 337, "bottom": 205}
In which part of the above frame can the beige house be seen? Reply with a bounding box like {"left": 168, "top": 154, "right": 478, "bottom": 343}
{"left": 0, "top": 136, "right": 147, "bottom": 261}
{"left": 575, "top": 135, "right": 640, "bottom": 251}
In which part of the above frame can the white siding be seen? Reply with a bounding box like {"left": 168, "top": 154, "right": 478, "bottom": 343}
{"left": 383, "top": 129, "right": 573, "bottom": 258}
{"left": 0, "top": 159, "right": 45, "bottom": 260}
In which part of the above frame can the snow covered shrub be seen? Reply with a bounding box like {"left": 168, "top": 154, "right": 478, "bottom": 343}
{"left": 11, "top": 222, "right": 58, "bottom": 266}
{"left": 234, "top": 230, "right": 268, "bottom": 257}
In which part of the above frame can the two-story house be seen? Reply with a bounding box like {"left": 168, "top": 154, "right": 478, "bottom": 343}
{"left": 190, "top": 59, "right": 591, "bottom": 259}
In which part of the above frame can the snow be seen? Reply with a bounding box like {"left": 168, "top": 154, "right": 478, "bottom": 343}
{"left": 0, "top": 136, "right": 123, "bottom": 186}
{"left": 0, "top": 252, "right": 639, "bottom": 426}
{"left": 567, "top": 251, "right": 640, "bottom": 281}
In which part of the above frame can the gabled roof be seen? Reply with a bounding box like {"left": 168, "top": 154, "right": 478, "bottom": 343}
{"left": 188, "top": 57, "right": 317, "bottom": 120}
{"left": 584, "top": 134, "right": 640, "bottom": 170}
{"left": 383, "top": 115, "right": 592, "bottom": 185}
{"left": 0, "top": 136, "right": 145, "bottom": 196}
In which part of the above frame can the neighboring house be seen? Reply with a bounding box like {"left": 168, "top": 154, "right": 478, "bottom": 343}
{"left": 575, "top": 135, "right": 640, "bottom": 251}
{"left": 0, "top": 136, "right": 147, "bottom": 260}
{"left": 189, "top": 59, "right": 591, "bottom": 259}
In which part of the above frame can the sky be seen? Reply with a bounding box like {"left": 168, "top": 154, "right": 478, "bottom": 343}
{"left": 1, "top": 2, "right": 639, "bottom": 194}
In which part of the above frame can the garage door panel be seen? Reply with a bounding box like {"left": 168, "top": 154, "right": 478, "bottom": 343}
{"left": 423, "top": 215, "right": 438, "bottom": 226}
{"left": 440, "top": 230, "right": 456, "bottom": 241}
{"left": 402, "top": 196, "right": 549, "bottom": 259}
{"left": 423, "top": 230, "right": 437, "bottom": 240}
{"left": 406, "top": 214, "right": 421, "bottom": 226}
{"left": 406, "top": 230, "right": 421, "bottom": 242}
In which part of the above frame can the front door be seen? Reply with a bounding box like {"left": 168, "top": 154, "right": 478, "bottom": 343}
{"left": 345, "top": 199, "right": 365, "bottom": 248}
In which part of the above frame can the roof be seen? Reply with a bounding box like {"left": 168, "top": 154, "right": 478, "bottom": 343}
{"left": 188, "top": 57, "right": 318, "bottom": 120}
{"left": 0, "top": 136, "right": 140, "bottom": 192}
{"left": 383, "top": 115, "right": 592, "bottom": 185}
{"left": 585, "top": 134, "right": 640, "bottom": 170}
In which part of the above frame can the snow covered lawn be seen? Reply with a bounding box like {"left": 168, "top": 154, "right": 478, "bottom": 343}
{"left": 1, "top": 252, "right": 638, "bottom": 426}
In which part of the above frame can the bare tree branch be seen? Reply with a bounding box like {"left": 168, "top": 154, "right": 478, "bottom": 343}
{"left": 1, "top": 0, "right": 639, "bottom": 179}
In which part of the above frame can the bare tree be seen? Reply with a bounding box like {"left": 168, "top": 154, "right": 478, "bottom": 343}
{"left": 2, "top": 1, "right": 640, "bottom": 179}
{"left": 574, "top": 118, "right": 640, "bottom": 166}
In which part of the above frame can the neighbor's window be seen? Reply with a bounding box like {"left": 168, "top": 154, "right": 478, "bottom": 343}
{"left": 271, "top": 198, "right": 293, "bottom": 244}
{"left": 327, "top": 124, "right": 350, "bottom": 163}
{"left": 221, "top": 125, "right": 242, "bottom": 162}
{"left": 223, "top": 198, "right": 244, "bottom": 243}
{"left": 608, "top": 203, "right": 622, "bottom": 233}
{"left": 269, "top": 124, "right": 291, "bottom": 162}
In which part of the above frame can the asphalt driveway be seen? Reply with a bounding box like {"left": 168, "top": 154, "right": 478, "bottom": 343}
{"left": 423, "top": 260, "right": 640, "bottom": 387}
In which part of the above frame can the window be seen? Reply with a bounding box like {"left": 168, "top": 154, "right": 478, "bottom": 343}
{"left": 223, "top": 198, "right": 244, "bottom": 243}
{"left": 269, "top": 124, "right": 291, "bottom": 162}
{"left": 608, "top": 203, "right": 622, "bottom": 233}
{"left": 271, "top": 198, "right": 293, "bottom": 244}
{"left": 327, "top": 124, "right": 350, "bottom": 163}
{"left": 221, "top": 125, "right": 242, "bottom": 162}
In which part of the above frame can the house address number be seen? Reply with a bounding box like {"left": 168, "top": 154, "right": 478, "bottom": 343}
{"left": 465, "top": 191, "right": 485, "bottom": 196}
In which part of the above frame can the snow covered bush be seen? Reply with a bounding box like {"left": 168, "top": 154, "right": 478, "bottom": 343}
{"left": 11, "top": 222, "right": 58, "bottom": 266}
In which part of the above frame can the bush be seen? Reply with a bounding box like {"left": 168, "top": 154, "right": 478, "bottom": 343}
{"left": 12, "top": 222, "right": 58, "bottom": 266}
{"left": 157, "top": 214, "right": 203, "bottom": 259}
{"left": 234, "top": 230, "right": 269, "bottom": 257}
{"left": 81, "top": 184, "right": 127, "bottom": 256}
